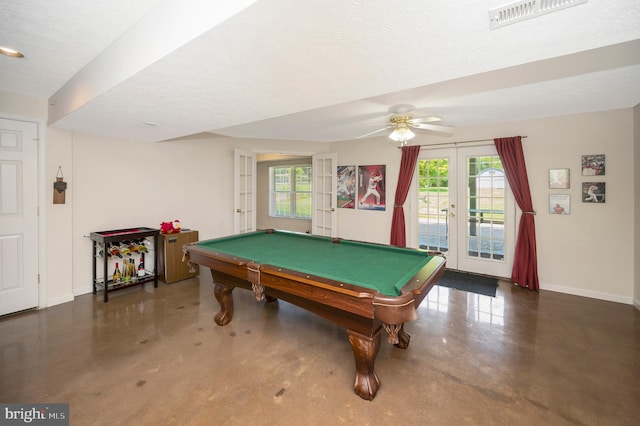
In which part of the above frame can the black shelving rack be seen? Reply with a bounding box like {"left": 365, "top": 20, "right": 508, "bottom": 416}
{"left": 90, "top": 227, "right": 159, "bottom": 302}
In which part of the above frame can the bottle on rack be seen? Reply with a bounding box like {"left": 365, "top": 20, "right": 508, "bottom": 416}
{"left": 112, "top": 262, "right": 122, "bottom": 284}
{"left": 129, "top": 259, "right": 136, "bottom": 279}
{"left": 129, "top": 242, "right": 138, "bottom": 254}
{"left": 138, "top": 240, "right": 149, "bottom": 253}
{"left": 119, "top": 242, "right": 131, "bottom": 257}
{"left": 137, "top": 256, "right": 145, "bottom": 278}
{"left": 122, "top": 259, "right": 130, "bottom": 283}
{"left": 109, "top": 244, "right": 123, "bottom": 258}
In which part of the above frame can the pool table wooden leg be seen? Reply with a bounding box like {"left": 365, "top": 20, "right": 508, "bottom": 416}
{"left": 394, "top": 324, "right": 411, "bottom": 349}
{"left": 213, "top": 283, "right": 234, "bottom": 326}
{"left": 347, "top": 328, "right": 382, "bottom": 400}
{"left": 383, "top": 323, "right": 411, "bottom": 348}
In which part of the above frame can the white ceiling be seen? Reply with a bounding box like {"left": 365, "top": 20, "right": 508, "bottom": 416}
{"left": 1, "top": 0, "right": 639, "bottom": 143}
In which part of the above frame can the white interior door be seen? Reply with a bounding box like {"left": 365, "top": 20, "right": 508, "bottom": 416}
{"left": 0, "top": 118, "right": 39, "bottom": 315}
{"left": 311, "top": 153, "right": 337, "bottom": 237}
{"left": 234, "top": 149, "right": 256, "bottom": 234}
{"left": 417, "top": 145, "right": 514, "bottom": 278}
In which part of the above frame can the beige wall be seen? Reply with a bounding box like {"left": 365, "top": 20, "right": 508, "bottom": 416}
{"left": 332, "top": 109, "right": 636, "bottom": 304}
{"left": 495, "top": 110, "right": 633, "bottom": 303}
{"left": 331, "top": 138, "right": 401, "bottom": 244}
{"left": 70, "top": 135, "right": 328, "bottom": 296}
{"left": 45, "top": 127, "right": 74, "bottom": 305}
{"left": 1, "top": 90, "right": 637, "bottom": 308}
{"left": 0, "top": 91, "right": 47, "bottom": 119}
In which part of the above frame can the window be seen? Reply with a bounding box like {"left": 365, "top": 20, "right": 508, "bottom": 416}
{"left": 270, "top": 165, "right": 312, "bottom": 219}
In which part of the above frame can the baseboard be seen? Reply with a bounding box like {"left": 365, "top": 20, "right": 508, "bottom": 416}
{"left": 46, "top": 294, "right": 75, "bottom": 307}
{"left": 633, "top": 298, "right": 640, "bottom": 311}
{"left": 73, "top": 286, "right": 94, "bottom": 297}
{"left": 541, "top": 282, "right": 633, "bottom": 305}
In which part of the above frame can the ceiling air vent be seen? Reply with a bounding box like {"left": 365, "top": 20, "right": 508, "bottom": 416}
{"left": 489, "top": 0, "right": 588, "bottom": 29}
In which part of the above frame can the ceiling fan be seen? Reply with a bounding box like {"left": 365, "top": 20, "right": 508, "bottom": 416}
{"left": 357, "top": 104, "right": 454, "bottom": 144}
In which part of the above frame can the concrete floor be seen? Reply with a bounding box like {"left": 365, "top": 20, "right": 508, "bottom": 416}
{"left": 1, "top": 273, "right": 639, "bottom": 425}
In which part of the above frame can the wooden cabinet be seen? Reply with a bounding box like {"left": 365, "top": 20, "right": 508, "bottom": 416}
{"left": 90, "top": 227, "right": 159, "bottom": 302}
{"left": 159, "top": 230, "right": 199, "bottom": 283}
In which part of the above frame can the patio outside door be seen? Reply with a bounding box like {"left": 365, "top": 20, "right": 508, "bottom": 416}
{"left": 417, "top": 145, "right": 514, "bottom": 278}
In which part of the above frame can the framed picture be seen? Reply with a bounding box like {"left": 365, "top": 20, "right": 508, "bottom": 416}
{"left": 549, "top": 194, "right": 570, "bottom": 214}
{"left": 357, "top": 165, "right": 386, "bottom": 210}
{"left": 581, "top": 154, "right": 605, "bottom": 176}
{"left": 582, "top": 182, "right": 606, "bottom": 203}
{"left": 337, "top": 165, "right": 356, "bottom": 209}
{"left": 549, "top": 168, "right": 570, "bottom": 189}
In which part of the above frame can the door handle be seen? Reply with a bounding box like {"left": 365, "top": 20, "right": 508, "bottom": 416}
{"left": 236, "top": 209, "right": 241, "bottom": 213}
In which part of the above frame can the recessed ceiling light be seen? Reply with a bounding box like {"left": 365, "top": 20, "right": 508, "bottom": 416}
{"left": 0, "top": 46, "right": 25, "bottom": 58}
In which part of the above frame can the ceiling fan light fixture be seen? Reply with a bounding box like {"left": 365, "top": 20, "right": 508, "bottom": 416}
{"left": 389, "top": 126, "right": 415, "bottom": 143}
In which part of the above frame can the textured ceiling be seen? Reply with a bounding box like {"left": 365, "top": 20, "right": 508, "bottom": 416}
{"left": 1, "top": 0, "right": 639, "bottom": 143}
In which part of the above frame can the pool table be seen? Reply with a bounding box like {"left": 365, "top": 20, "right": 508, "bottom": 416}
{"left": 183, "top": 229, "right": 446, "bottom": 400}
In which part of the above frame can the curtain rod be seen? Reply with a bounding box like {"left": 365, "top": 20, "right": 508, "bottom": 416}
{"left": 404, "top": 135, "right": 527, "bottom": 148}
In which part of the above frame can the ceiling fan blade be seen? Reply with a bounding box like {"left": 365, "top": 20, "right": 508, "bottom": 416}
{"left": 356, "top": 125, "right": 393, "bottom": 139}
{"left": 411, "top": 123, "right": 455, "bottom": 135}
{"left": 409, "top": 116, "right": 442, "bottom": 124}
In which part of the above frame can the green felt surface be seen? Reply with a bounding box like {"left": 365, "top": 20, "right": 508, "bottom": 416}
{"left": 196, "top": 231, "right": 434, "bottom": 296}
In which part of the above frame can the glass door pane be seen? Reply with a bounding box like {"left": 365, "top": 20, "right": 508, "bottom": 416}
{"left": 465, "top": 155, "right": 505, "bottom": 261}
{"left": 418, "top": 157, "right": 451, "bottom": 255}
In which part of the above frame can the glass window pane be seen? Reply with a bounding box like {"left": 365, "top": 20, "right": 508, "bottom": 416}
{"left": 295, "top": 166, "right": 312, "bottom": 191}
{"left": 269, "top": 164, "right": 313, "bottom": 219}
{"left": 295, "top": 193, "right": 311, "bottom": 218}
{"left": 274, "top": 167, "right": 291, "bottom": 192}
{"left": 273, "top": 193, "right": 291, "bottom": 217}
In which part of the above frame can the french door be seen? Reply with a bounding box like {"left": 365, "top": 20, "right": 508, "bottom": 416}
{"left": 234, "top": 150, "right": 337, "bottom": 237}
{"left": 417, "top": 145, "right": 514, "bottom": 278}
{"left": 234, "top": 149, "right": 256, "bottom": 234}
{"left": 311, "top": 153, "right": 337, "bottom": 237}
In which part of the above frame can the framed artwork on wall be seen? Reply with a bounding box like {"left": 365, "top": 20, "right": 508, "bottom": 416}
{"left": 581, "top": 154, "right": 605, "bottom": 176}
{"left": 549, "top": 194, "right": 570, "bottom": 214}
{"left": 337, "top": 165, "right": 356, "bottom": 209}
{"left": 357, "top": 165, "right": 386, "bottom": 211}
{"left": 549, "top": 168, "right": 570, "bottom": 189}
{"left": 582, "top": 182, "right": 606, "bottom": 203}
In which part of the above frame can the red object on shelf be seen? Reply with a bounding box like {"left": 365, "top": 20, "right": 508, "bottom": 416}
{"left": 160, "top": 220, "right": 181, "bottom": 234}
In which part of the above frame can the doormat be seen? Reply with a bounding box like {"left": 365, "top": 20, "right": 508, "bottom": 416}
{"left": 437, "top": 270, "right": 498, "bottom": 297}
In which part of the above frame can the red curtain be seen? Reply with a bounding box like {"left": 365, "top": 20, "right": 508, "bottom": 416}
{"left": 494, "top": 136, "right": 539, "bottom": 291}
{"left": 390, "top": 145, "right": 421, "bottom": 247}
